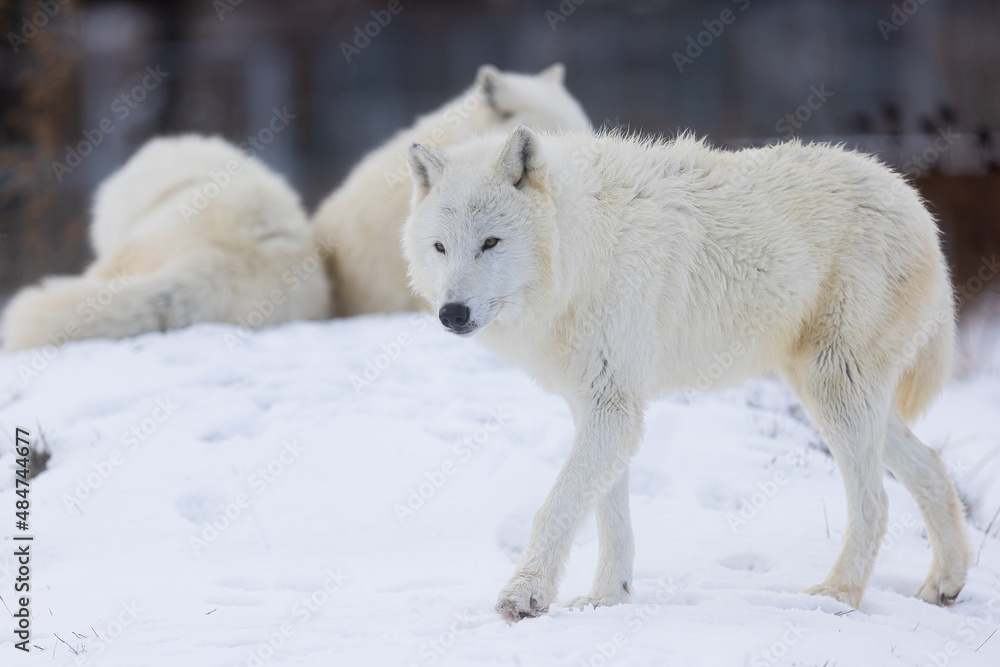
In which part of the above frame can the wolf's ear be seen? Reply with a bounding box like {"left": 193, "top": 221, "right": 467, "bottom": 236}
{"left": 476, "top": 64, "right": 509, "bottom": 118}
{"left": 406, "top": 142, "right": 446, "bottom": 198}
{"left": 476, "top": 64, "right": 502, "bottom": 92}
{"left": 497, "top": 125, "right": 544, "bottom": 189}
{"left": 538, "top": 63, "right": 565, "bottom": 84}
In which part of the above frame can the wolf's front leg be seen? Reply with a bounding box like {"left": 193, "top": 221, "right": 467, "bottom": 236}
{"left": 564, "top": 470, "right": 634, "bottom": 610}
{"left": 495, "top": 395, "right": 644, "bottom": 621}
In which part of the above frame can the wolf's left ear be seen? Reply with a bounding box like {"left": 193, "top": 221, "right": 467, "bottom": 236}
{"left": 497, "top": 125, "right": 544, "bottom": 189}
{"left": 538, "top": 63, "right": 565, "bottom": 84}
{"left": 406, "top": 142, "right": 446, "bottom": 198}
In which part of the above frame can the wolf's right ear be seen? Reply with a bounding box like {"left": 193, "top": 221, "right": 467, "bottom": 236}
{"left": 476, "top": 64, "right": 502, "bottom": 92}
{"left": 406, "top": 142, "right": 446, "bottom": 199}
{"left": 476, "top": 64, "right": 509, "bottom": 118}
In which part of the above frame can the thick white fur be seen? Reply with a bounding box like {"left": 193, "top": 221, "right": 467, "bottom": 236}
{"left": 403, "top": 127, "right": 970, "bottom": 620}
{"left": 311, "top": 64, "right": 590, "bottom": 316}
{"left": 1, "top": 135, "right": 329, "bottom": 352}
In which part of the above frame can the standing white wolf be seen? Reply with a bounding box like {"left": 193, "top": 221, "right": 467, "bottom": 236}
{"left": 1, "top": 135, "right": 329, "bottom": 352}
{"left": 402, "top": 126, "right": 969, "bottom": 620}
{"left": 311, "top": 64, "right": 590, "bottom": 316}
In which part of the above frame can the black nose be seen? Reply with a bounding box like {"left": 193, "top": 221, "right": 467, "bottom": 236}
{"left": 438, "top": 303, "right": 471, "bottom": 330}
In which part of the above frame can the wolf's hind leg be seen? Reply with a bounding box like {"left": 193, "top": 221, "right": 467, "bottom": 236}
{"left": 785, "top": 347, "right": 890, "bottom": 608}
{"left": 883, "top": 407, "right": 970, "bottom": 605}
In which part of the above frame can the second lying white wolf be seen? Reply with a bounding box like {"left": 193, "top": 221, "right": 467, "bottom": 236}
{"left": 403, "top": 127, "right": 969, "bottom": 620}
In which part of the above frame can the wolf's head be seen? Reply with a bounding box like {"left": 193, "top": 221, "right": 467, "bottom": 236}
{"left": 470, "top": 63, "right": 590, "bottom": 135}
{"left": 403, "top": 126, "right": 556, "bottom": 336}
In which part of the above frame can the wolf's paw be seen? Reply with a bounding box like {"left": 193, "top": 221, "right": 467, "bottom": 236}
{"left": 915, "top": 571, "right": 965, "bottom": 606}
{"left": 564, "top": 587, "right": 631, "bottom": 611}
{"left": 495, "top": 572, "right": 553, "bottom": 622}
{"left": 804, "top": 582, "right": 862, "bottom": 608}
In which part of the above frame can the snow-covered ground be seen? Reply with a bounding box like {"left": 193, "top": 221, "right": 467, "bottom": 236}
{"left": 1, "top": 313, "right": 999, "bottom": 666}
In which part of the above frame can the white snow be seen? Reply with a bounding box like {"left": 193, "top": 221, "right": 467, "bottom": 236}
{"left": 1, "top": 313, "right": 999, "bottom": 666}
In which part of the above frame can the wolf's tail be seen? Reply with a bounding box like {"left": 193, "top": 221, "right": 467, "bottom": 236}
{"left": 894, "top": 309, "right": 956, "bottom": 424}
{"left": 1, "top": 260, "right": 229, "bottom": 352}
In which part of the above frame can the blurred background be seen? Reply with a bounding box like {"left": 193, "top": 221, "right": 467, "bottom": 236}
{"left": 1, "top": 0, "right": 998, "bottom": 357}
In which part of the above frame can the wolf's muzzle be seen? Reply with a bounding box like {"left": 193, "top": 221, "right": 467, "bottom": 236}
{"left": 439, "top": 302, "right": 472, "bottom": 333}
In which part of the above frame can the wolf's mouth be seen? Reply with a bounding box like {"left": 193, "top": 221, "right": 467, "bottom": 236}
{"left": 445, "top": 323, "right": 478, "bottom": 337}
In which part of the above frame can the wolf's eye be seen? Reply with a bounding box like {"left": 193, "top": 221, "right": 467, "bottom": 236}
{"left": 434, "top": 242, "right": 446, "bottom": 254}
{"left": 482, "top": 237, "right": 500, "bottom": 251}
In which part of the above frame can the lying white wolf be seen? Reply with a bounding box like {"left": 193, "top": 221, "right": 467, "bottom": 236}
{"left": 2, "top": 135, "right": 329, "bottom": 352}
{"left": 402, "top": 126, "right": 969, "bottom": 620}
{"left": 311, "top": 64, "right": 590, "bottom": 316}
